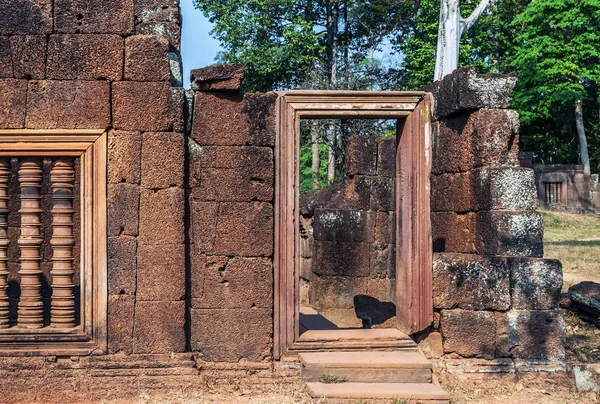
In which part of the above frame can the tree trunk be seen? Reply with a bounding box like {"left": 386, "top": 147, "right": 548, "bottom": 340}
{"left": 311, "top": 122, "right": 320, "bottom": 189}
{"left": 434, "top": 0, "right": 493, "bottom": 81}
{"left": 575, "top": 99, "right": 591, "bottom": 176}
{"left": 326, "top": 1, "right": 339, "bottom": 182}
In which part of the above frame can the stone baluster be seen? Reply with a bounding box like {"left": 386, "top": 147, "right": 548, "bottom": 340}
{"left": 0, "top": 158, "right": 10, "bottom": 328}
{"left": 50, "top": 158, "right": 76, "bottom": 328}
{"left": 17, "top": 158, "right": 44, "bottom": 328}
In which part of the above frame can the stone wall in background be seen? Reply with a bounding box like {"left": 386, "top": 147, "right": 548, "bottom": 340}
{"left": 299, "top": 135, "right": 397, "bottom": 328}
{"left": 0, "top": 0, "right": 187, "bottom": 355}
{"left": 423, "top": 67, "right": 566, "bottom": 371}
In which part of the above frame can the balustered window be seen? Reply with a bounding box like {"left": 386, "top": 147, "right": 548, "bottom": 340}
{"left": 544, "top": 182, "right": 563, "bottom": 206}
{"left": 0, "top": 130, "right": 107, "bottom": 355}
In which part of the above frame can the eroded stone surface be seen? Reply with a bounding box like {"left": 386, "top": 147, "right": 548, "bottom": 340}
{"left": 108, "top": 130, "right": 142, "bottom": 185}
{"left": 0, "top": 0, "right": 52, "bottom": 35}
{"left": 190, "top": 64, "right": 243, "bottom": 92}
{"left": 510, "top": 258, "right": 562, "bottom": 310}
{"left": 125, "top": 35, "right": 170, "bottom": 81}
{"left": 55, "top": 0, "right": 134, "bottom": 34}
{"left": 440, "top": 310, "right": 496, "bottom": 359}
{"left": 133, "top": 301, "right": 185, "bottom": 354}
{"left": 107, "top": 236, "right": 137, "bottom": 295}
{"left": 476, "top": 211, "right": 544, "bottom": 257}
{"left": 10, "top": 35, "right": 46, "bottom": 79}
{"left": 137, "top": 244, "right": 185, "bottom": 301}
{"left": 0, "top": 79, "right": 27, "bottom": 128}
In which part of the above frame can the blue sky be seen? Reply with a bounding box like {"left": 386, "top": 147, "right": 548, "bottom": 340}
{"left": 180, "top": 0, "right": 222, "bottom": 88}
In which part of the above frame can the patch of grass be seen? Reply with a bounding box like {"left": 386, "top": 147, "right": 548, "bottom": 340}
{"left": 542, "top": 209, "right": 600, "bottom": 282}
{"left": 319, "top": 374, "right": 347, "bottom": 384}
{"left": 390, "top": 399, "right": 408, "bottom": 404}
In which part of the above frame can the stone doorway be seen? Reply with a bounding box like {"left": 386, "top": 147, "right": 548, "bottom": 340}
{"left": 274, "top": 91, "right": 434, "bottom": 359}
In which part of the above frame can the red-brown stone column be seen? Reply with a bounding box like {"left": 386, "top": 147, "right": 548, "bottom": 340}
{"left": 0, "top": 157, "right": 10, "bottom": 328}
{"left": 17, "top": 158, "right": 44, "bottom": 328}
{"left": 50, "top": 158, "right": 76, "bottom": 328}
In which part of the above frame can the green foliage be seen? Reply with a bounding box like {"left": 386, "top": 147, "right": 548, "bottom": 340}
{"left": 299, "top": 140, "right": 329, "bottom": 194}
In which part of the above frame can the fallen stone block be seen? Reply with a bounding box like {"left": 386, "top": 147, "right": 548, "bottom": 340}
{"left": 569, "top": 281, "right": 600, "bottom": 325}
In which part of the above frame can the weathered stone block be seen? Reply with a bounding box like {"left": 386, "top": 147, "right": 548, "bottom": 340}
{"left": 190, "top": 64, "right": 243, "bottom": 92}
{"left": 112, "top": 82, "right": 181, "bottom": 131}
{"left": 0, "top": 79, "right": 27, "bottom": 128}
{"left": 367, "top": 177, "right": 395, "bottom": 211}
{"left": 133, "top": 301, "right": 185, "bottom": 354}
{"left": 193, "top": 92, "right": 276, "bottom": 146}
{"left": 0, "top": 0, "right": 52, "bottom": 35}
{"left": 191, "top": 308, "right": 272, "bottom": 362}
{"left": 418, "top": 332, "right": 444, "bottom": 359}
{"left": 313, "top": 209, "right": 374, "bottom": 243}
{"left": 312, "top": 241, "right": 370, "bottom": 277}
{"left": 474, "top": 168, "right": 537, "bottom": 211}
{"left": 190, "top": 201, "right": 218, "bottom": 252}
{"left": 377, "top": 136, "right": 396, "bottom": 178}
{"left": 212, "top": 202, "right": 273, "bottom": 256}
{"left": 374, "top": 211, "right": 394, "bottom": 245}
{"left": 193, "top": 146, "right": 274, "bottom": 202}
{"left": 9, "top": 35, "right": 45, "bottom": 79}
{"left": 0, "top": 37, "right": 13, "bottom": 77}
{"left": 423, "top": 66, "right": 517, "bottom": 119}
{"left": 346, "top": 135, "right": 377, "bottom": 176}
{"left": 433, "top": 253, "right": 509, "bottom": 310}
{"left": 47, "top": 35, "right": 123, "bottom": 81}
{"left": 431, "top": 212, "right": 476, "bottom": 254}
{"left": 301, "top": 179, "right": 370, "bottom": 214}
{"left": 108, "top": 130, "right": 142, "bottom": 185}
{"left": 137, "top": 244, "right": 185, "bottom": 301}
{"left": 141, "top": 132, "right": 184, "bottom": 189}
{"left": 108, "top": 294, "right": 134, "bottom": 354}
{"left": 139, "top": 187, "right": 184, "bottom": 245}
{"left": 568, "top": 281, "right": 600, "bottom": 319}
{"left": 509, "top": 258, "right": 562, "bottom": 310}
{"left": 26, "top": 80, "right": 110, "bottom": 129}
{"left": 310, "top": 276, "right": 369, "bottom": 310}
{"left": 55, "top": 0, "right": 134, "bottom": 34}
{"left": 136, "top": 21, "right": 181, "bottom": 49}
{"left": 125, "top": 35, "right": 170, "bottom": 81}
{"left": 369, "top": 243, "right": 395, "bottom": 278}
{"left": 191, "top": 257, "right": 272, "bottom": 309}
{"left": 134, "top": 0, "right": 179, "bottom": 23}
{"left": 367, "top": 277, "right": 395, "bottom": 304}
{"left": 440, "top": 309, "right": 496, "bottom": 359}
{"left": 476, "top": 211, "right": 544, "bottom": 257}
{"left": 107, "top": 236, "right": 137, "bottom": 295}
{"left": 432, "top": 172, "right": 472, "bottom": 212}
{"left": 107, "top": 184, "right": 140, "bottom": 237}
{"left": 495, "top": 310, "right": 566, "bottom": 360}
{"left": 432, "top": 110, "right": 520, "bottom": 174}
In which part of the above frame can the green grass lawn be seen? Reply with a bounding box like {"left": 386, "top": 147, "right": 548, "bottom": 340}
{"left": 542, "top": 209, "right": 600, "bottom": 286}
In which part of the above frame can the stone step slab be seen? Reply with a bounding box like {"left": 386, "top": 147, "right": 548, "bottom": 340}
{"left": 300, "top": 351, "right": 432, "bottom": 383}
{"left": 306, "top": 382, "right": 451, "bottom": 402}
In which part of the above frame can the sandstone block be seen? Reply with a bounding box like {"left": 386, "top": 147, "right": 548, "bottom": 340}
{"left": 0, "top": 79, "right": 27, "bottom": 128}
{"left": 47, "top": 34, "right": 123, "bottom": 80}
{"left": 136, "top": 21, "right": 181, "bottom": 49}
{"left": 431, "top": 172, "right": 472, "bottom": 212}
{"left": 193, "top": 92, "right": 276, "bottom": 146}
{"left": 346, "top": 135, "right": 377, "bottom": 176}
{"left": 440, "top": 309, "right": 496, "bottom": 359}
{"left": 112, "top": 82, "right": 182, "bottom": 131}
{"left": 0, "top": 37, "right": 13, "bottom": 77}
{"left": 137, "top": 244, "right": 185, "bottom": 301}
{"left": 431, "top": 212, "right": 476, "bottom": 253}
{"left": 26, "top": 80, "right": 110, "bottom": 129}
{"left": 476, "top": 211, "right": 543, "bottom": 257}
{"left": 139, "top": 187, "right": 184, "bottom": 245}
{"left": 133, "top": 301, "right": 185, "bottom": 354}
{"left": 418, "top": 332, "right": 444, "bottom": 359}
{"left": 367, "top": 177, "right": 395, "bottom": 211}
{"left": 509, "top": 258, "right": 562, "bottom": 310}
{"left": 474, "top": 168, "right": 537, "bottom": 211}
{"left": 433, "top": 253, "right": 509, "bottom": 310}
{"left": 369, "top": 243, "right": 395, "bottom": 278}
{"left": 377, "top": 136, "right": 396, "bottom": 178}
{"left": 190, "top": 201, "right": 218, "bottom": 252}
{"left": 423, "top": 66, "right": 517, "bottom": 119}
{"left": 310, "top": 276, "right": 369, "bottom": 310}
{"left": 191, "top": 257, "right": 272, "bottom": 309}
{"left": 313, "top": 209, "right": 374, "bottom": 243}
{"left": 141, "top": 132, "right": 184, "bottom": 189}
{"left": 190, "top": 64, "right": 243, "bottom": 92}
{"left": 301, "top": 179, "right": 370, "bottom": 214}
{"left": 367, "top": 277, "right": 396, "bottom": 304}
{"left": 10, "top": 35, "right": 45, "bottom": 79}
{"left": 495, "top": 310, "right": 566, "bottom": 360}
{"left": 134, "top": 0, "right": 180, "bottom": 23}
{"left": 212, "top": 202, "right": 273, "bottom": 256}
{"left": 55, "top": 0, "right": 134, "bottom": 34}
{"left": 568, "top": 281, "right": 600, "bottom": 320}
{"left": 432, "top": 110, "right": 520, "bottom": 174}
{"left": 108, "top": 130, "right": 142, "bottom": 185}
{"left": 107, "top": 294, "right": 135, "bottom": 354}
{"left": 107, "top": 236, "right": 137, "bottom": 295}
{"left": 374, "top": 211, "right": 394, "bottom": 245}
{"left": 0, "top": 0, "right": 52, "bottom": 35}
{"left": 107, "top": 184, "right": 140, "bottom": 237}
{"left": 191, "top": 308, "right": 272, "bottom": 362}
{"left": 125, "top": 35, "right": 170, "bottom": 81}
{"left": 312, "top": 241, "right": 370, "bottom": 277}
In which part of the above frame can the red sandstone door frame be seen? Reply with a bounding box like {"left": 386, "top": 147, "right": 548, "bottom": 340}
{"left": 274, "top": 91, "right": 433, "bottom": 359}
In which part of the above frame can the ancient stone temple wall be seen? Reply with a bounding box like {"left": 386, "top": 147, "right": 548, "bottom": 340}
{"left": 423, "top": 67, "right": 565, "bottom": 371}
